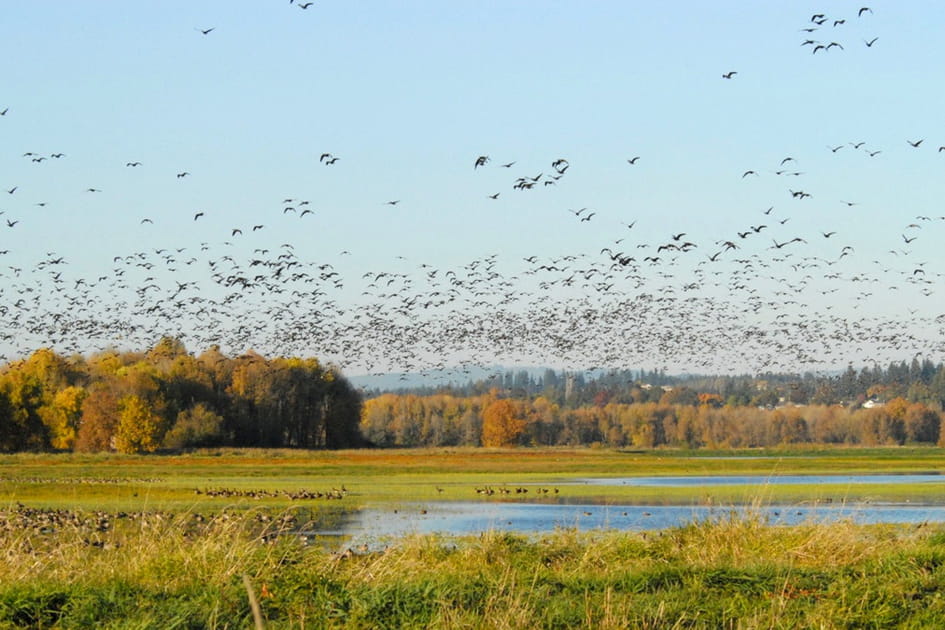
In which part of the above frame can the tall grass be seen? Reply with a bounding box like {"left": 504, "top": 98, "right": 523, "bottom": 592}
{"left": 2, "top": 503, "right": 945, "bottom": 628}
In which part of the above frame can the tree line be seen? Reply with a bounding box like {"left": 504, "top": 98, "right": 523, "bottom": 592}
{"left": 368, "top": 358, "right": 945, "bottom": 411}
{"left": 361, "top": 392, "right": 943, "bottom": 448}
{"left": 0, "top": 338, "right": 363, "bottom": 453}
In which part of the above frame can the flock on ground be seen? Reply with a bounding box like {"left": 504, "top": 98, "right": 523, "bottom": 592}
{"left": 2, "top": 6, "right": 944, "bottom": 379}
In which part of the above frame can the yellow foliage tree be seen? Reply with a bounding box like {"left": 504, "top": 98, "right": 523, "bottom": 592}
{"left": 39, "top": 386, "right": 87, "bottom": 450}
{"left": 113, "top": 395, "right": 164, "bottom": 453}
{"left": 481, "top": 399, "right": 525, "bottom": 447}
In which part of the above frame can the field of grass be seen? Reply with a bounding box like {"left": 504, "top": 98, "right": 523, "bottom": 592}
{"left": 2, "top": 446, "right": 945, "bottom": 627}
{"left": 2, "top": 446, "right": 944, "bottom": 511}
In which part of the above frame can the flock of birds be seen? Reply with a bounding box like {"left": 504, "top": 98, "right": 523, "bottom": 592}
{"left": 1, "top": 6, "right": 944, "bottom": 379}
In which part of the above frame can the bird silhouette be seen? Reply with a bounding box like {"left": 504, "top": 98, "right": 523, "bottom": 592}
{"left": 722, "top": 71, "right": 737, "bottom": 79}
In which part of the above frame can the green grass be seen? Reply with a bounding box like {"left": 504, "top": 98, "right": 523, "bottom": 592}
{"left": 2, "top": 447, "right": 945, "bottom": 627}
{"left": 1, "top": 446, "right": 943, "bottom": 511}
{"left": 2, "top": 506, "right": 945, "bottom": 628}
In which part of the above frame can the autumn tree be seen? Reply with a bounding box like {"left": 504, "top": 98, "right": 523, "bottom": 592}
{"left": 113, "top": 394, "right": 164, "bottom": 453}
{"left": 39, "top": 386, "right": 87, "bottom": 450}
{"left": 75, "top": 387, "right": 120, "bottom": 452}
{"left": 163, "top": 402, "right": 224, "bottom": 449}
{"left": 481, "top": 398, "right": 525, "bottom": 447}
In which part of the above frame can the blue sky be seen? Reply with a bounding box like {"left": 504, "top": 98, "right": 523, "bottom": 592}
{"left": 2, "top": 2, "right": 944, "bottom": 376}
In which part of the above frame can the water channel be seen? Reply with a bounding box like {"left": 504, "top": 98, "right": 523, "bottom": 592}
{"left": 313, "top": 473, "right": 945, "bottom": 545}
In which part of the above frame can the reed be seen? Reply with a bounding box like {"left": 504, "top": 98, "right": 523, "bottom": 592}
{"left": 2, "top": 503, "right": 945, "bottom": 628}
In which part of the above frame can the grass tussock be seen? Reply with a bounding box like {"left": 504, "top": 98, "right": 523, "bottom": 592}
{"left": 2, "top": 504, "right": 945, "bottom": 628}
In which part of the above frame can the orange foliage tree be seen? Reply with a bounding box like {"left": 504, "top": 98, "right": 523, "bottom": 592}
{"left": 481, "top": 399, "right": 525, "bottom": 447}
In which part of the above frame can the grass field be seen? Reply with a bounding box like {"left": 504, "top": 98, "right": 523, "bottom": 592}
{"left": 2, "top": 447, "right": 945, "bottom": 628}
{"left": 2, "top": 446, "right": 944, "bottom": 511}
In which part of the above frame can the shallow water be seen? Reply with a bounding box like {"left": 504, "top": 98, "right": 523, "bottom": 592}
{"left": 312, "top": 471, "right": 945, "bottom": 546}
{"left": 321, "top": 501, "right": 945, "bottom": 547}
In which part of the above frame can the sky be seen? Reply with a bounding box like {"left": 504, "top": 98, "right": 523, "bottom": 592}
{"left": 2, "top": 2, "right": 945, "bottom": 378}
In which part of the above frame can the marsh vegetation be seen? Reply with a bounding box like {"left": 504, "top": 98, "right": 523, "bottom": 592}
{"left": 2, "top": 448, "right": 945, "bottom": 627}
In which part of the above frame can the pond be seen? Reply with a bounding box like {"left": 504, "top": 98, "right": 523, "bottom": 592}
{"left": 312, "top": 473, "right": 945, "bottom": 546}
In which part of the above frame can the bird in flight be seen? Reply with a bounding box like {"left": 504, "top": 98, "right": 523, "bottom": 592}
{"left": 0, "top": 108, "right": 8, "bottom": 116}
{"left": 722, "top": 71, "right": 737, "bottom": 79}
{"left": 177, "top": 172, "right": 190, "bottom": 178}
{"left": 907, "top": 139, "right": 924, "bottom": 148}
{"left": 858, "top": 7, "right": 873, "bottom": 17}
{"left": 197, "top": 27, "right": 215, "bottom": 35}
{"left": 299, "top": 2, "right": 314, "bottom": 8}
{"left": 5, "top": 186, "right": 16, "bottom": 194}
{"left": 864, "top": 37, "right": 878, "bottom": 47}
{"left": 626, "top": 157, "right": 640, "bottom": 164}
{"left": 474, "top": 156, "right": 489, "bottom": 169}
{"left": 194, "top": 212, "right": 205, "bottom": 221}
{"left": 386, "top": 200, "right": 400, "bottom": 206}
{"left": 126, "top": 161, "right": 141, "bottom": 167}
